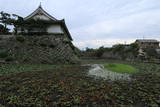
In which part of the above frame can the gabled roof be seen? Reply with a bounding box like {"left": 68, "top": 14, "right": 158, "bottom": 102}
{"left": 61, "top": 19, "right": 73, "bottom": 41}
{"left": 23, "top": 5, "right": 73, "bottom": 41}
{"left": 24, "top": 5, "right": 58, "bottom": 21}
{"left": 136, "top": 39, "right": 159, "bottom": 43}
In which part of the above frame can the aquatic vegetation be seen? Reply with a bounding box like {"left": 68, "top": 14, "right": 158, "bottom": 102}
{"left": 0, "top": 61, "right": 160, "bottom": 106}
{"left": 0, "top": 64, "right": 58, "bottom": 75}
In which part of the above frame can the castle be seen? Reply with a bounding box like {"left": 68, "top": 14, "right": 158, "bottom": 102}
{"left": 0, "top": 5, "right": 79, "bottom": 64}
{"left": 17, "top": 4, "right": 72, "bottom": 41}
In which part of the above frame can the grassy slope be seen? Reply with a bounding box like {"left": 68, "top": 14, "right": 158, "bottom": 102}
{"left": 0, "top": 64, "right": 59, "bottom": 75}
{"left": 104, "top": 63, "right": 138, "bottom": 73}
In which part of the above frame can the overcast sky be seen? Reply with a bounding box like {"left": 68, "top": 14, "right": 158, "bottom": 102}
{"left": 0, "top": 0, "right": 160, "bottom": 49}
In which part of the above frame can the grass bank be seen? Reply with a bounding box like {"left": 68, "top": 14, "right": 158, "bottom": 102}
{"left": 104, "top": 63, "right": 138, "bottom": 73}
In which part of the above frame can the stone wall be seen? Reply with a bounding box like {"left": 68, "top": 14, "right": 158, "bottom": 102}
{"left": 0, "top": 34, "right": 79, "bottom": 64}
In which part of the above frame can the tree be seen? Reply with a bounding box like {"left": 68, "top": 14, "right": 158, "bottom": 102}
{"left": 112, "top": 44, "right": 125, "bottom": 53}
{"left": 0, "top": 11, "right": 12, "bottom": 33}
{"left": 0, "top": 23, "right": 10, "bottom": 34}
{"left": 130, "top": 43, "right": 139, "bottom": 56}
{"left": 96, "top": 46, "right": 105, "bottom": 57}
{"left": 12, "top": 14, "right": 24, "bottom": 34}
{"left": 145, "top": 48, "right": 158, "bottom": 58}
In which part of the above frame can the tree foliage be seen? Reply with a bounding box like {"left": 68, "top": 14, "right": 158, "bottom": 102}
{"left": 144, "top": 48, "right": 158, "bottom": 58}
{"left": 0, "top": 11, "right": 12, "bottom": 33}
{"left": 96, "top": 46, "right": 105, "bottom": 57}
{"left": 0, "top": 11, "right": 52, "bottom": 34}
{"left": 0, "top": 24, "right": 9, "bottom": 34}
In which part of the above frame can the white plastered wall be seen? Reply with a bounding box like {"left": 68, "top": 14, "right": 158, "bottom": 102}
{"left": 47, "top": 25, "right": 64, "bottom": 33}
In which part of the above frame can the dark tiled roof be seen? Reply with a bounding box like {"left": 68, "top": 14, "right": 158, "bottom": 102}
{"left": 59, "top": 19, "right": 73, "bottom": 41}
{"left": 24, "top": 5, "right": 58, "bottom": 21}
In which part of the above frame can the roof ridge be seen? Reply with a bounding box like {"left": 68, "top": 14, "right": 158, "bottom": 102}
{"left": 24, "top": 5, "right": 58, "bottom": 21}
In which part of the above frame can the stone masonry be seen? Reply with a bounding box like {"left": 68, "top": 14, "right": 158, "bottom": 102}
{"left": 0, "top": 35, "right": 79, "bottom": 64}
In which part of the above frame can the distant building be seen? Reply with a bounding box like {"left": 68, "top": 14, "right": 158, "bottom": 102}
{"left": 17, "top": 4, "right": 72, "bottom": 40}
{"left": 135, "top": 39, "right": 159, "bottom": 49}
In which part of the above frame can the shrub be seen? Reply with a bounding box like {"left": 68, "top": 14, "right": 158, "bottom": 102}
{"left": 40, "top": 43, "right": 47, "bottom": 47}
{"left": 145, "top": 48, "right": 158, "bottom": 58}
{"left": 5, "top": 56, "right": 14, "bottom": 62}
{"left": 63, "top": 40, "right": 70, "bottom": 44}
{"left": 16, "top": 36, "right": 25, "bottom": 42}
{"left": 23, "top": 57, "right": 30, "bottom": 62}
{"left": 0, "top": 51, "right": 8, "bottom": 58}
{"left": 108, "top": 63, "right": 116, "bottom": 67}
{"left": 49, "top": 44, "right": 55, "bottom": 48}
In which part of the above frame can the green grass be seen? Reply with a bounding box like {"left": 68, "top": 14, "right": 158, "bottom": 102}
{"left": 0, "top": 64, "right": 60, "bottom": 75}
{"left": 104, "top": 63, "right": 138, "bottom": 73}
